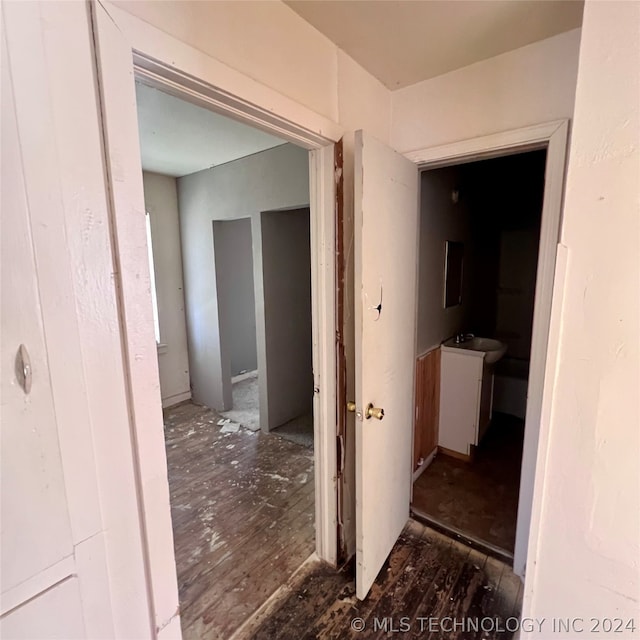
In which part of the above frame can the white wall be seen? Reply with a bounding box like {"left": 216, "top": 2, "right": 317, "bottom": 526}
{"left": 111, "top": 0, "right": 339, "bottom": 121}
{"left": 391, "top": 29, "right": 582, "bottom": 153}
{"left": 16, "top": 1, "right": 627, "bottom": 636}
{"left": 2, "top": 2, "right": 163, "bottom": 636}
{"left": 142, "top": 172, "right": 191, "bottom": 407}
{"left": 523, "top": 1, "right": 640, "bottom": 635}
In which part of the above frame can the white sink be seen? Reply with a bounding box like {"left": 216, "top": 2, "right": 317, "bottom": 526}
{"left": 442, "top": 336, "right": 507, "bottom": 364}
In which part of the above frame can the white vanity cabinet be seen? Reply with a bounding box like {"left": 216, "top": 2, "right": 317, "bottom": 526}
{"left": 438, "top": 347, "right": 494, "bottom": 458}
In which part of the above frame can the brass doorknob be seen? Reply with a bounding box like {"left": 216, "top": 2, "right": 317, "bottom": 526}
{"left": 347, "top": 401, "right": 357, "bottom": 413}
{"left": 365, "top": 403, "right": 384, "bottom": 420}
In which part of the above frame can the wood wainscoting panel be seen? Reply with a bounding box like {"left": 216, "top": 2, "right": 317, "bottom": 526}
{"left": 413, "top": 347, "right": 441, "bottom": 470}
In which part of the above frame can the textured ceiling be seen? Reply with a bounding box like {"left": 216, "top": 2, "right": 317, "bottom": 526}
{"left": 285, "top": 0, "right": 584, "bottom": 89}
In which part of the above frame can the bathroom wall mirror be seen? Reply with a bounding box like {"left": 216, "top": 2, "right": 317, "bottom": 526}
{"left": 443, "top": 241, "right": 464, "bottom": 308}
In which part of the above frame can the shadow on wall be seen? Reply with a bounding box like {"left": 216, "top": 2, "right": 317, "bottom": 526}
{"left": 261, "top": 207, "right": 313, "bottom": 431}
{"left": 417, "top": 150, "right": 546, "bottom": 357}
{"left": 213, "top": 217, "right": 258, "bottom": 379}
{"left": 177, "top": 143, "right": 311, "bottom": 423}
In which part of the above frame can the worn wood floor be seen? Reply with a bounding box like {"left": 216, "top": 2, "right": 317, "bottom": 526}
{"left": 163, "top": 402, "right": 315, "bottom": 639}
{"left": 241, "top": 520, "right": 522, "bottom": 640}
{"left": 413, "top": 414, "right": 524, "bottom": 553}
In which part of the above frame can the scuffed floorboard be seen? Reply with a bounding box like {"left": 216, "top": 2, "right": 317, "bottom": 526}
{"left": 242, "top": 520, "right": 523, "bottom": 640}
{"left": 413, "top": 414, "right": 524, "bottom": 553}
{"left": 163, "top": 402, "right": 315, "bottom": 640}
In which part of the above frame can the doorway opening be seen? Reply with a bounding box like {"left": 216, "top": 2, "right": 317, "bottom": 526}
{"left": 213, "top": 217, "right": 260, "bottom": 431}
{"left": 92, "top": 5, "right": 342, "bottom": 629}
{"left": 411, "top": 149, "right": 547, "bottom": 561}
{"left": 136, "top": 81, "right": 317, "bottom": 637}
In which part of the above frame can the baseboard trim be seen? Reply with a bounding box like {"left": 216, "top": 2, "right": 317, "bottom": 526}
{"left": 232, "top": 369, "right": 258, "bottom": 384}
{"left": 438, "top": 445, "right": 473, "bottom": 463}
{"left": 412, "top": 448, "right": 437, "bottom": 482}
{"left": 161, "top": 391, "right": 191, "bottom": 409}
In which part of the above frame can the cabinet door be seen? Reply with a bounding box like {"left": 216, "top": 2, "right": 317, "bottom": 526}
{"left": 414, "top": 348, "right": 440, "bottom": 469}
{"left": 439, "top": 351, "right": 483, "bottom": 456}
{"left": 1, "top": 27, "right": 74, "bottom": 595}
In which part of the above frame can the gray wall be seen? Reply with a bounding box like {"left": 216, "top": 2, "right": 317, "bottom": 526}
{"left": 213, "top": 218, "right": 257, "bottom": 377}
{"left": 417, "top": 167, "right": 473, "bottom": 355}
{"left": 261, "top": 208, "right": 313, "bottom": 429}
{"left": 464, "top": 151, "right": 545, "bottom": 361}
{"left": 142, "top": 172, "right": 191, "bottom": 407}
{"left": 417, "top": 150, "right": 545, "bottom": 358}
{"left": 496, "top": 228, "right": 540, "bottom": 360}
{"left": 177, "top": 143, "right": 310, "bottom": 415}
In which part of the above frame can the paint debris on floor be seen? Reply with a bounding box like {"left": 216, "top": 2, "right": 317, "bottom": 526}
{"left": 220, "top": 421, "right": 241, "bottom": 434}
{"left": 218, "top": 373, "right": 315, "bottom": 449}
{"left": 221, "top": 374, "right": 261, "bottom": 431}
{"left": 163, "top": 401, "right": 315, "bottom": 639}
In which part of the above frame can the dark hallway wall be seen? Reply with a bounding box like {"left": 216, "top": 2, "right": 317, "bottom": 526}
{"left": 177, "top": 143, "right": 309, "bottom": 410}
{"left": 213, "top": 218, "right": 257, "bottom": 377}
{"left": 261, "top": 208, "right": 313, "bottom": 429}
{"left": 418, "top": 149, "right": 546, "bottom": 359}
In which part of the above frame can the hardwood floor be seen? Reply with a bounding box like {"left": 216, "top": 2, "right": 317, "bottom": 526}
{"left": 241, "top": 520, "right": 522, "bottom": 640}
{"left": 413, "top": 414, "right": 524, "bottom": 553}
{"left": 163, "top": 402, "right": 315, "bottom": 640}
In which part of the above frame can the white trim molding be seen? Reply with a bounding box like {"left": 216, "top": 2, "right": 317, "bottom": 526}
{"left": 406, "top": 119, "right": 570, "bottom": 579}
{"left": 406, "top": 120, "right": 568, "bottom": 167}
{"left": 91, "top": 1, "right": 343, "bottom": 636}
{"left": 309, "top": 145, "right": 339, "bottom": 565}
{"left": 161, "top": 391, "right": 191, "bottom": 410}
{"left": 101, "top": 2, "right": 343, "bottom": 148}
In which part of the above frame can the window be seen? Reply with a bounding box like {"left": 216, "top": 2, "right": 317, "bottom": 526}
{"left": 145, "top": 211, "right": 161, "bottom": 344}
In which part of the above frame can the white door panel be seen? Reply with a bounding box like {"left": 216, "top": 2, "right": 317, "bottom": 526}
{"left": 354, "top": 131, "right": 419, "bottom": 599}
{"left": 0, "top": 28, "right": 74, "bottom": 595}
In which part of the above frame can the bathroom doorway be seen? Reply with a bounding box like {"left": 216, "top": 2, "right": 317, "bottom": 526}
{"left": 411, "top": 149, "right": 547, "bottom": 561}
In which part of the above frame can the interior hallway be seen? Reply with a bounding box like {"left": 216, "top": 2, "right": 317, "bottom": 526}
{"left": 412, "top": 414, "right": 524, "bottom": 554}
{"left": 163, "top": 402, "right": 315, "bottom": 639}
{"left": 240, "top": 520, "right": 522, "bottom": 640}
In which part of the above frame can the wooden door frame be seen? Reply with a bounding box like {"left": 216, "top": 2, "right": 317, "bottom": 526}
{"left": 406, "top": 119, "right": 569, "bottom": 578}
{"left": 91, "top": 2, "right": 343, "bottom": 635}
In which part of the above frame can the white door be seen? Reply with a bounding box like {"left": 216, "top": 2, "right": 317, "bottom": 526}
{"left": 1, "top": 22, "right": 85, "bottom": 635}
{"left": 0, "top": 28, "right": 75, "bottom": 593}
{"left": 354, "top": 131, "right": 419, "bottom": 599}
